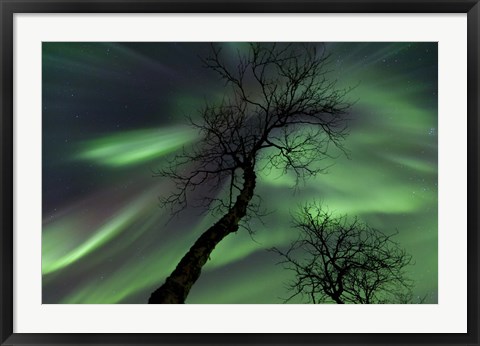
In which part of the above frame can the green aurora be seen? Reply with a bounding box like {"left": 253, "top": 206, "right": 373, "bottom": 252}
{"left": 42, "top": 42, "right": 437, "bottom": 303}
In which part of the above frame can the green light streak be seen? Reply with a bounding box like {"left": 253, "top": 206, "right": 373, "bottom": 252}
{"left": 60, "top": 232, "right": 196, "bottom": 303}
{"left": 77, "top": 126, "right": 198, "bottom": 167}
{"left": 204, "top": 223, "right": 296, "bottom": 271}
{"left": 42, "top": 190, "right": 156, "bottom": 275}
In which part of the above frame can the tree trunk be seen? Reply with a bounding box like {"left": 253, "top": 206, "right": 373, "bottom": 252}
{"left": 148, "top": 165, "right": 256, "bottom": 304}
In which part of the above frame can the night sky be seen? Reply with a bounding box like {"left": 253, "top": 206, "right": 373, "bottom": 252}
{"left": 42, "top": 42, "right": 438, "bottom": 304}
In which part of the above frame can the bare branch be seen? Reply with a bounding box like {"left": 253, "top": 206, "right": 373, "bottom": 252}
{"left": 157, "top": 43, "right": 352, "bottom": 217}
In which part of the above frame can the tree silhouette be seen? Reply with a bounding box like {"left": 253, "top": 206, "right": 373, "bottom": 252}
{"left": 272, "top": 202, "right": 414, "bottom": 304}
{"left": 148, "top": 43, "right": 352, "bottom": 304}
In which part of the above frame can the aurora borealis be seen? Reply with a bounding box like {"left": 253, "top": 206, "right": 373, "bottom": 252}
{"left": 42, "top": 42, "right": 437, "bottom": 304}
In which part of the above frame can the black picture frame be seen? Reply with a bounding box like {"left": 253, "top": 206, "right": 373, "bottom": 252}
{"left": 1, "top": 1, "right": 478, "bottom": 345}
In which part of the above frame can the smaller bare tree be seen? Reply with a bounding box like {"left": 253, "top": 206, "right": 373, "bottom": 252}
{"left": 273, "top": 202, "right": 414, "bottom": 304}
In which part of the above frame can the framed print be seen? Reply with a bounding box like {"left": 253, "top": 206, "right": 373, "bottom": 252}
{"left": 1, "top": 1, "right": 479, "bottom": 345}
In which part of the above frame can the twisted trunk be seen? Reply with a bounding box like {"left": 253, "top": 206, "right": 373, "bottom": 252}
{"left": 148, "top": 166, "right": 256, "bottom": 304}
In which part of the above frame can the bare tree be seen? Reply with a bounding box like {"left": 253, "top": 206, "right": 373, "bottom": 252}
{"left": 148, "top": 43, "right": 352, "bottom": 304}
{"left": 272, "top": 202, "right": 414, "bottom": 304}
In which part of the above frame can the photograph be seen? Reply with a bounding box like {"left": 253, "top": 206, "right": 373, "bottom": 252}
{"left": 42, "top": 42, "right": 438, "bottom": 305}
